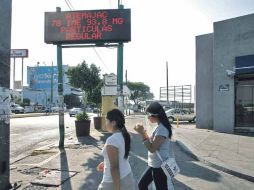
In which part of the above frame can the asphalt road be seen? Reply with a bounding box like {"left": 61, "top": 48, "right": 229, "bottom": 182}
{"left": 10, "top": 114, "right": 78, "bottom": 163}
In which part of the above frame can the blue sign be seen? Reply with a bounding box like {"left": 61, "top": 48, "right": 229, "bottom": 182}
{"left": 27, "top": 65, "right": 69, "bottom": 90}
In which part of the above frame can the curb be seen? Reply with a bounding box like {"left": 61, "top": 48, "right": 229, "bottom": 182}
{"left": 175, "top": 140, "right": 254, "bottom": 183}
{"left": 10, "top": 112, "right": 58, "bottom": 119}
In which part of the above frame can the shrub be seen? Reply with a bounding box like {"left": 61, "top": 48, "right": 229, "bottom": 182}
{"left": 76, "top": 111, "right": 90, "bottom": 121}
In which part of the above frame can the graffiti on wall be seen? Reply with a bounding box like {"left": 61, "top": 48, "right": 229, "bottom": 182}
{"left": 0, "top": 87, "right": 10, "bottom": 125}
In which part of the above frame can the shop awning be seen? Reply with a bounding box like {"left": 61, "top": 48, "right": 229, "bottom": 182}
{"left": 235, "top": 54, "right": 254, "bottom": 75}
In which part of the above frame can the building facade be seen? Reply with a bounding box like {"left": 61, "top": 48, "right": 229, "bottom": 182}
{"left": 23, "top": 65, "right": 73, "bottom": 106}
{"left": 196, "top": 13, "right": 254, "bottom": 133}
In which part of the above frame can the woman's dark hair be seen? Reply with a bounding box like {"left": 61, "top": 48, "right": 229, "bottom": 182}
{"left": 146, "top": 102, "right": 172, "bottom": 138}
{"left": 106, "top": 109, "right": 131, "bottom": 159}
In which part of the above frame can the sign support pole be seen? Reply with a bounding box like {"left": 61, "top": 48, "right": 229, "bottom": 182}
{"left": 57, "top": 43, "right": 65, "bottom": 149}
{"left": 56, "top": 7, "right": 65, "bottom": 149}
{"left": 117, "top": 3, "right": 125, "bottom": 113}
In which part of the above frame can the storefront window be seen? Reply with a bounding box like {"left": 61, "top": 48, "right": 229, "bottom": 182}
{"left": 235, "top": 79, "right": 254, "bottom": 128}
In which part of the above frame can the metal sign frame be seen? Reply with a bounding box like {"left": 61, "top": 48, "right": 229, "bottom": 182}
{"left": 45, "top": 9, "right": 131, "bottom": 44}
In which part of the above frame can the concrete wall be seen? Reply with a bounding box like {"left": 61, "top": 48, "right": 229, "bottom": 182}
{"left": 196, "top": 33, "right": 214, "bottom": 129}
{"left": 213, "top": 13, "right": 254, "bottom": 132}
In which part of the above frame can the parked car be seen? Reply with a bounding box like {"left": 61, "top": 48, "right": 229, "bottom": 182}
{"left": 166, "top": 108, "right": 196, "bottom": 123}
{"left": 10, "top": 104, "right": 25, "bottom": 114}
{"left": 50, "top": 106, "right": 67, "bottom": 112}
{"left": 69, "top": 107, "right": 83, "bottom": 117}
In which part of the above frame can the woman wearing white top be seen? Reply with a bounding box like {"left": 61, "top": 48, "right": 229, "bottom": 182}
{"left": 97, "top": 109, "right": 136, "bottom": 190}
{"left": 134, "top": 102, "right": 174, "bottom": 190}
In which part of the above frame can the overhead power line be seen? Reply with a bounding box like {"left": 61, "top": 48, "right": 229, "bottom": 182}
{"left": 66, "top": 0, "right": 74, "bottom": 10}
{"left": 93, "top": 48, "right": 110, "bottom": 72}
{"left": 62, "top": 0, "right": 111, "bottom": 73}
{"left": 64, "top": 0, "right": 74, "bottom": 10}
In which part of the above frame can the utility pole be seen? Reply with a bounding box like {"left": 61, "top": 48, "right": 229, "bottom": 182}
{"left": 166, "top": 61, "right": 169, "bottom": 106}
{"left": 56, "top": 7, "right": 65, "bottom": 149}
{"left": 117, "top": 1, "right": 124, "bottom": 113}
{"left": 0, "top": 0, "right": 12, "bottom": 189}
{"left": 51, "top": 61, "right": 53, "bottom": 104}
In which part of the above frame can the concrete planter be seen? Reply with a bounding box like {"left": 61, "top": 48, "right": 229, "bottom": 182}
{"left": 93, "top": 117, "right": 102, "bottom": 130}
{"left": 75, "top": 120, "right": 91, "bottom": 137}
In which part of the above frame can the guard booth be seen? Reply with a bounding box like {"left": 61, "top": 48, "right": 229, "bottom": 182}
{"left": 235, "top": 55, "right": 254, "bottom": 132}
{"left": 101, "top": 73, "right": 130, "bottom": 131}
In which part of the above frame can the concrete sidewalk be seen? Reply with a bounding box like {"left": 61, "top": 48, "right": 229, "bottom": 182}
{"left": 10, "top": 126, "right": 107, "bottom": 189}
{"left": 10, "top": 115, "right": 254, "bottom": 189}
{"left": 174, "top": 124, "right": 254, "bottom": 183}
{"left": 10, "top": 115, "right": 146, "bottom": 190}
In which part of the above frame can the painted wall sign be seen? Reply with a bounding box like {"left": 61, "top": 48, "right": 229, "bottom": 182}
{"left": 45, "top": 9, "right": 131, "bottom": 44}
{"left": 219, "top": 84, "right": 230, "bottom": 91}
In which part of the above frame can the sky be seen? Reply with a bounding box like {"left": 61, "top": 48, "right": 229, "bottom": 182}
{"left": 11, "top": 0, "right": 254, "bottom": 100}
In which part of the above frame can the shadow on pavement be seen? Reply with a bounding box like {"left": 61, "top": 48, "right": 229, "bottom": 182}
{"left": 173, "top": 179, "right": 194, "bottom": 190}
{"left": 77, "top": 133, "right": 111, "bottom": 190}
{"left": 177, "top": 161, "right": 221, "bottom": 182}
{"left": 80, "top": 152, "right": 103, "bottom": 190}
{"left": 60, "top": 149, "right": 73, "bottom": 190}
{"left": 174, "top": 141, "right": 222, "bottom": 187}
{"left": 77, "top": 132, "right": 111, "bottom": 149}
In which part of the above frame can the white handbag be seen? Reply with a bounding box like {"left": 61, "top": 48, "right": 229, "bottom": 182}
{"left": 156, "top": 143, "right": 180, "bottom": 178}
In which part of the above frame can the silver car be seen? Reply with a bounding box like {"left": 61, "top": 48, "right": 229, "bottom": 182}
{"left": 11, "top": 104, "right": 25, "bottom": 114}
{"left": 69, "top": 108, "right": 83, "bottom": 117}
{"left": 166, "top": 108, "right": 196, "bottom": 123}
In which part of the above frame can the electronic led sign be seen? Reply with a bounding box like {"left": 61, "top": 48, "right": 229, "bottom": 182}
{"left": 44, "top": 9, "right": 131, "bottom": 44}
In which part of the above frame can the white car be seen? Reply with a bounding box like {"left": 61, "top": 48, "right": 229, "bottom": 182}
{"left": 10, "top": 104, "right": 25, "bottom": 114}
{"left": 69, "top": 108, "right": 83, "bottom": 117}
{"left": 166, "top": 108, "right": 196, "bottom": 123}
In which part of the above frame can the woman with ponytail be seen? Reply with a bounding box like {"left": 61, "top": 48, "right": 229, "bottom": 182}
{"left": 97, "top": 109, "right": 136, "bottom": 190}
{"left": 134, "top": 102, "right": 174, "bottom": 190}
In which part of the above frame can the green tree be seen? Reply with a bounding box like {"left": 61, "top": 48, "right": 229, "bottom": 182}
{"left": 126, "top": 81, "right": 154, "bottom": 106}
{"left": 22, "top": 98, "right": 30, "bottom": 106}
{"left": 66, "top": 61, "right": 102, "bottom": 106}
{"left": 87, "top": 80, "right": 103, "bottom": 106}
